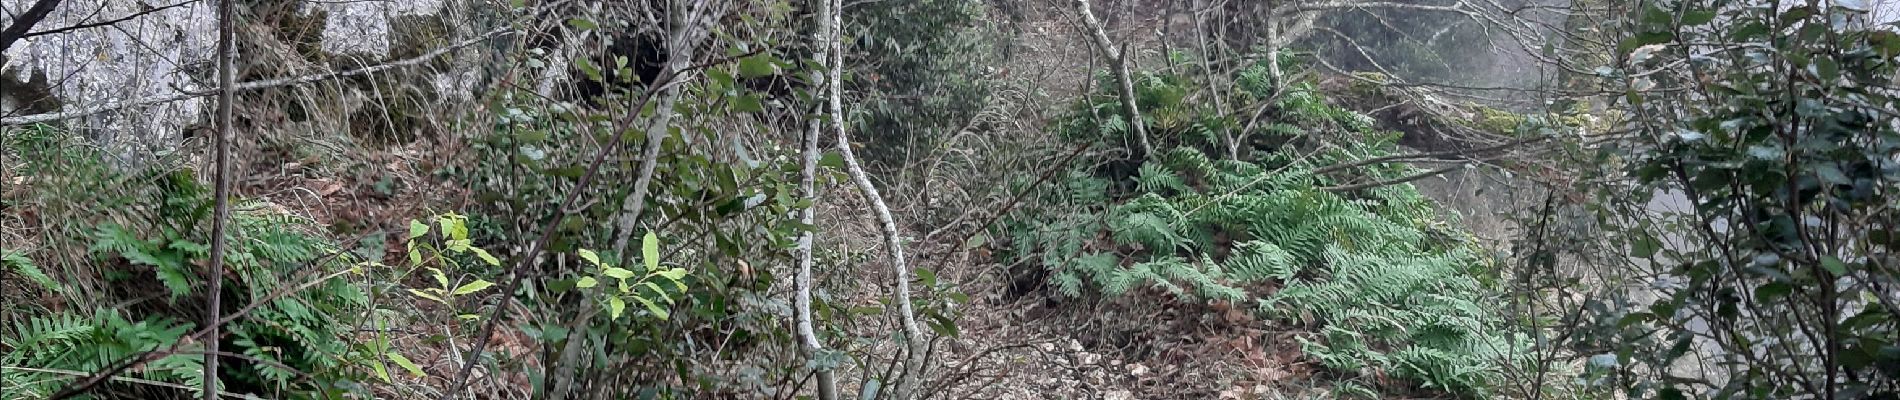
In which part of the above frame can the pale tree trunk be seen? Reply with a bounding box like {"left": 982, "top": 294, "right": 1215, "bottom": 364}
{"left": 552, "top": 0, "right": 711, "bottom": 396}
{"left": 202, "top": 0, "right": 236, "bottom": 397}
{"left": 795, "top": 0, "right": 841, "bottom": 397}
{"left": 828, "top": 0, "right": 928, "bottom": 395}
{"left": 1074, "top": 0, "right": 1155, "bottom": 158}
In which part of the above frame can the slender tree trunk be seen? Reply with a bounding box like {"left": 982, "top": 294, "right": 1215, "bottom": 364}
{"left": 202, "top": 0, "right": 237, "bottom": 398}
{"left": 796, "top": 0, "right": 841, "bottom": 397}
{"left": 551, "top": 1, "right": 709, "bottom": 397}
{"left": 828, "top": 0, "right": 927, "bottom": 395}
{"left": 1074, "top": 0, "right": 1154, "bottom": 158}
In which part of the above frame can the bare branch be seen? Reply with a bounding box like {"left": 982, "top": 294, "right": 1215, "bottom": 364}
{"left": 0, "top": 0, "right": 64, "bottom": 53}
{"left": 1, "top": 28, "right": 513, "bottom": 126}
{"left": 17, "top": 0, "right": 197, "bottom": 40}
{"left": 1322, "top": 162, "right": 1467, "bottom": 192}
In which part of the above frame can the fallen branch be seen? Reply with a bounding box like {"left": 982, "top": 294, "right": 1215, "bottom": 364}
{"left": 1, "top": 27, "right": 514, "bottom": 126}
{"left": 1308, "top": 135, "right": 1545, "bottom": 175}
{"left": 1322, "top": 162, "right": 1467, "bottom": 192}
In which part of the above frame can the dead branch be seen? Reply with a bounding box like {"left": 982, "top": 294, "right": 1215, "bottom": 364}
{"left": 0, "top": 0, "right": 64, "bottom": 54}
{"left": 0, "top": 28, "right": 513, "bottom": 126}
{"left": 1322, "top": 162, "right": 1467, "bottom": 192}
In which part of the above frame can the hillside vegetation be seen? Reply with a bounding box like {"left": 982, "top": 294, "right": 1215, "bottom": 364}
{"left": 4, "top": 0, "right": 1899, "bottom": 399}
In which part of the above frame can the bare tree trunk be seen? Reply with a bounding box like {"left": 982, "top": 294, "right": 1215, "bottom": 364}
{"left": 828, "top": 0, "right": 926, "bottom": 395}
{"left": 202, "top": 0, "right": 237, "bottom": 397}
{"left": 550, "top": 1, "right": 712, "bottom": 397}
{"left": 1074, "top": 0, "right": 1154, "bottom": 158}
{"left": 795, "top": 0, "right": 841, "bottom": 398}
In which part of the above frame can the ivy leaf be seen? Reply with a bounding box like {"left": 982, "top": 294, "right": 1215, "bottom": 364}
{"left": 387, "top": 352, "right": 426, "bottom": 377}
{"left": 408, "top": 220, "right": 430, "bottom": 239}
{"left": 642, "top": 231, "right": 660, "bottom": 271}
{"left": 453, "top": 280, "right": 496, "bottom": 296}
{"left": 576, "top": 276, "right": 598, "bottom": 288}
{"left": 437, "top": 214, "right": 468, "bottom": 241}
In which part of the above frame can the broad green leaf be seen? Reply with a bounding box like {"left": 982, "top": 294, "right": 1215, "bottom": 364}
{"left": 738, "top": 55, "right": 776, "bottom": 78}
{"left": 1631, "top": 235, "right": 1662, "bottom": 258}
{"left": 641, "top": 281, "right": 672, "bottom": 304}
{"left": 916, "top": 267, "right": 938, "bottom": 288}
{"left": 604, "top": 267, "right": 636, "bottom": 279}
{"left": 1822, "top": 256, "right": 1850, "bottom": 276}
{"left": 470, "top": 247, "right": 501, "bottom": 266}
{"left": 608, "top": 296, "right": 626, "bottom": 319}
{"left": 578, "top": 249, "right": 603, "bottom": 267}
{"left": 408, "top": 220, "right": 429, "bottom": 239}
{"left": 453, "top": 280, "right": 496, "bottom": 296}
{"left": 656, "top": 268, "right": 687, "bottom": 281}
{"left": 642, "top": 231, "right": 660, "bottom": 271}
{"left": 407, "top": 289, "right": 444, "bottom": 303}
{"left": 577, "top": 58, "right": 603, "bottom": 82}
{"left": 446, "top": 239, "right": 471, "bottom": 252}
{"left": 371, "top": 361, "right": 391, "bottom": 383}
{"left": 732, "top": 95, "right": 764, "bottom": 113}
{"left": 576, "top": 276, "right": 598, "bottom": 288}
{"left": 438, "top": 214, "right": 468, "bottom": 241}
{"left": 429, "top": 268, "right": 449, "bottom": 288}
{"left": 408, "top": 244, "right": 423, "bottom": 265}
{"left": 567, "top": 17, "right": 597, "bottom": 31}
{"left": 387, "top": 352, "right": 426, "bottom": 377}
{"left": 963, "top": 233, "right": 989, "bottom": 250}
{"left": 1681, "top": 10, "right": 1717, "bottom": 25}
{"left": 631, "top": 295, "right": 670, "bottom": 320}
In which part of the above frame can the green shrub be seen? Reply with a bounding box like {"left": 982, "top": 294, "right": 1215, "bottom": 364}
{"left": 1003, "top": 59, "right": 1525, "bottom": 398}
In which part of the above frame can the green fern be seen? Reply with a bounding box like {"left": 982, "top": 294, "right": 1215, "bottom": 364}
{"left": 2, "top": 250, "right": 59, "bottom": 292}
